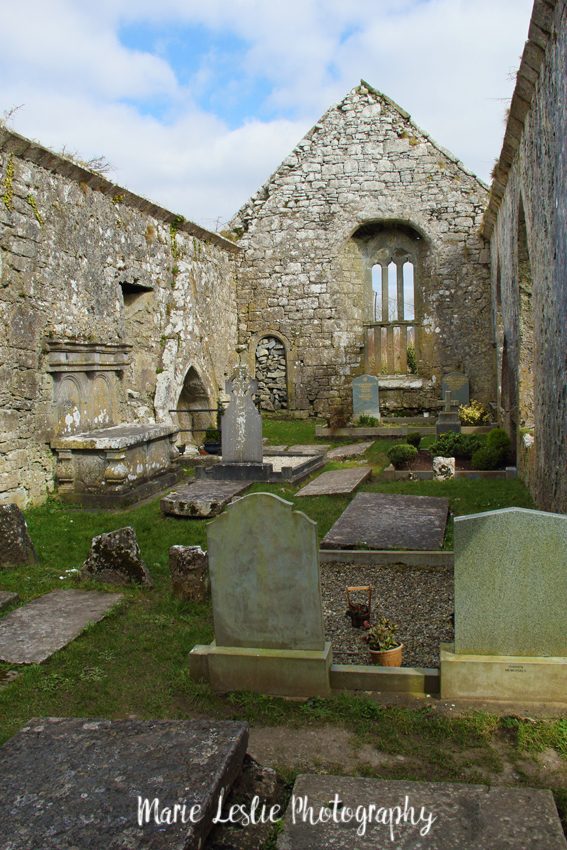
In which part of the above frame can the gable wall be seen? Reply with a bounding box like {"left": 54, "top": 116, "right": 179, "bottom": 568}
{"left": 231, "top": 84, "right": 495, "bottom": 418}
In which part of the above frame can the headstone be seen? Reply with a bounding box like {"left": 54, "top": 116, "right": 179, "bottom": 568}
{"left": 321, "top": 493, "right": 449, "bottom": 550}
{"left": 296, "top": 467, "right": 372, "bottom": 497}
{"left": 277, "top": 774, "right": 567, "bottom": 849}
{"left": 81, "top": 526, "right": 152, "bottom": 587}
{"left": 441, "top": 370, "right": 470, "bottom": 406}
{"left": 441, "top": 508, "right": 567, "bottom": 702}
{"left": 435, "top": 390, "right": 461, "bottom": 435}
{"left": 0, "top": 717, "right": 248, "bottom": 850}
{"left": 326, "top": 441, "right": 374, "bottom": 459}
{"left": 169, "top": 545, "right": 209, "bottom": 601}
{"left": 161, "top": 479, "right": 250, "bottom": 518}
{"left": 189, "top": 493, "right": 332, "bottom": 696}
{"left": 0, "top": 504, "right": 38, "bottom": 568}
{"left": 454, "top": 508, "right": 567, "bottom": 657}
{"left": 432, "top": 456, "right": 456, "bottom": 480}
{"left": 221, "top": 365, "right": 263, "bottom": 463}
{"left": 0, "top": 590, "right": 123, "bottom": 663}
{"left": 352, "top": 375, "right": 380, "bottom": 421}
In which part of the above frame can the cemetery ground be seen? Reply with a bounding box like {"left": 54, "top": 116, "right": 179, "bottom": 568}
{"left": 0, "top": 419, "right": 565, "bottom": 839}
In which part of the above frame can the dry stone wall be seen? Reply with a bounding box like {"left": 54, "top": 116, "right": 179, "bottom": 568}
{"left": 230, "top": 82, "right": 494, "bottom": 418}
{"left": 0, "top": 129, "right": 238, "bottom": 507}
{"left": 484, "top": 0, "right": 567, "bottom": 513}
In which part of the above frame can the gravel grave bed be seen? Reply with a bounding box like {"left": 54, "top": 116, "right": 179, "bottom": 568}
{"left": 320, "top": 561, "right": 454, "bottom": 669}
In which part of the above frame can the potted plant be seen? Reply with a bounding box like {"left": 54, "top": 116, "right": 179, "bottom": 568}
{"left": 362, "top": 617, "right": 403, "bottom": 666}
{"left": 203, "top": 427, "right": 222, "bottom": 455}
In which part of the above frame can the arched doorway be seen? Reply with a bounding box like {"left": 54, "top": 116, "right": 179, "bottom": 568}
{"left": 255, "top": 336, "right": 288, "bottom": 411}
{"left": 176, "top": 367, "right": 212, "bottom": 448}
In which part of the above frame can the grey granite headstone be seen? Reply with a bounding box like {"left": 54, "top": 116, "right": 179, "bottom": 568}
{"left": 436, "top": 390, "right": 461, "bottom": 435}
{"left": 222, "top": 365, "right": 263, "bottom": 463}
{"left": 277, "top": 774, "right": 567, "bottom": 849}
{"left": 454, "top": 508, "right": 567, "bottom": 656}
{"left": 441, "top": 370, "right": 470, "bottom": 406}
{"left": 0, "top": 717, "right": 248, "bottom": 850}
{"left": 161, "top": 479, "right": 250, "bottom": 517}
{"left": 352, "top": 374, "right": 380, "bottom": 420}
{"left": 207, "top": 493, "right": 325, "bottom": 650}
{"left": 0, "top": 504, "right": 38, "bottom": 568}
{"left": 0, "top": 590, "right": 123, "bottom": 663}
{"left": 81, "top": 526, "right": 152, "bottom": 586}
{"left": 296, "top": 467, "right": 372, "bottom": 496}
{"left": 321, "top": 493, "right": 449, "bottom": 550}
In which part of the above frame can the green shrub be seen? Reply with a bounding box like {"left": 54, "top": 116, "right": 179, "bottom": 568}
{"left": 429, "top": 432, "right": 482, "bottom": 459}
{"left": 486, "top": 427, "right": 512, "bottom": 455}
{"left": 406, "top": 431, "right": 422, "bottom": 448}
{"left": 387, "top": 443, "right": 418, "bottom": 469}
{"left": 204, "top": 427, "right": 221, "bottom": 442}
{"left": 471, "top": 445, "right": 506, "bottom": 470}
{"left": 406, "top": 345, "right": 417, "bottom": 374}
{"left": 357, "top": 414, "right": 379, "bottom": 427}
{"left": 459, "top": 399, "right": 491, "bottom": 424}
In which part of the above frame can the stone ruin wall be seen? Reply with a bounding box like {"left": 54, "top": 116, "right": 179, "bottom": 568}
{"left": 0, "top": 129, "right": 239, "bottom": 507}
{"left": 485, "top": 0, "right": 567, "bottom": 513}
{"left": 231, "top": 83, "right": 495, "bottom": 419}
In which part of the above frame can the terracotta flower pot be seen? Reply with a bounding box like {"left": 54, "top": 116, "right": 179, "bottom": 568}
{"left": 368, "top": 643, "right": 403, "bottom": 667}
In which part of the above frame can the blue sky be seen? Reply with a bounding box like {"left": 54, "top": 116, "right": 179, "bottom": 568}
{"left": 1, "top": 0, "right": 533, "bottom": 229}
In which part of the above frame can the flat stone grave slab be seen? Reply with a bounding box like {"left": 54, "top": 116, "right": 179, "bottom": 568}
{"left": 296, "top": 467, "right": 372, "bottom": 497}
{"left": 0, "top": 590, "right": 123, "bottom": 664}
{"left": 161, "top": 479, "right": 250, "bottom": 518}
{"left": 277, "top": 774, "right": 567, "bottom": 849}
{"left": 0, "top": 717, "right": 248, "bottom": 850}
{"left": 288, "top": 444, "right": 330, "bottom": 455}
{"left": 263, "top": 444, "right": 288, "bottom": 452}
{"left": 326, "top": 441, "right": 374, "bottom": 459}
{"left": 0, "top": 590, "right": 18, "bottom": 612}
{"left": 321, "top": 493, "right": 449, "bottom": 550}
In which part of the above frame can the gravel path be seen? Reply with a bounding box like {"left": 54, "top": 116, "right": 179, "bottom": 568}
{"left": 320, "top": 561, "right": 454, "bottom": 669}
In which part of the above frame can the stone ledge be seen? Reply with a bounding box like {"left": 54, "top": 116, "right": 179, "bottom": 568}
{"left": 319, "top": 549, "right": 453, "bottom": 568}
{"left": 51, "top": 422, "right": 177, "bottom": 450}
{"left": 330, "top": 663, "right": 439, "bottom": 696}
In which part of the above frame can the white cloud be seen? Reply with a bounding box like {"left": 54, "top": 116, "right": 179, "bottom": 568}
{"left": 0, "top": 0, "right": 533, "bottom": 227}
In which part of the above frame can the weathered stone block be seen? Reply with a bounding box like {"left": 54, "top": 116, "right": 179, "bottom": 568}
{"left": 0, "top": 503, "right": 38, "bottom": 568}
{"left": 81, "top": 526, "right": 152, "bottom": 587}
{"left": 169, "top": 545, "right": 209, "bottom": 601}
{"left": 432, "top": 456, "right": 455, "bottom": 480}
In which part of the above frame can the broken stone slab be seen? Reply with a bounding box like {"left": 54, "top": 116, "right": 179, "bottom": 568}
{"left": 0, "top": 590, "right": 123, "bottom": 664}
{"left": 161, "top": 479, "right": 250, "bottom": 518}
{"left": 0, "top": 717, "right": 248, "bottom": 850}
{"left": 321, "top": 493, "right": 449, "bottom": 550}
{"left": 0, "top": 590, "right": 19, "bottom": 612}
{"left": 0, "top": 503, "right": 38, "bottom": 568}
{"left": 296, "top": 467, "right": 372, "bottom": 497}
{"left": 81, "top": 526, "right": 152, "bottom": 586}
{"left": 277, "top": 774, "right": 567, "bottom": 849}
{"left": 433, "top": 456, "right": 455, "bottom": 480}
{"left": 326, "top": 441, "right": 374, "bottom": 459}
{"left": 169, "top": 545, "right": 209, "bottom": 601}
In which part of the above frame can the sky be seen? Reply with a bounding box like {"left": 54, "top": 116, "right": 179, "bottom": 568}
{"left": 1, "top": 0, "right": 533, "bottom": 231}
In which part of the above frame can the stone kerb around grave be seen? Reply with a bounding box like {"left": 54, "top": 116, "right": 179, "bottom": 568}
{"left": 189, "top": 493, "right": 332, "bottom": 697}
{"left": 441, "top": 507, "right": 567, "bottom": 703}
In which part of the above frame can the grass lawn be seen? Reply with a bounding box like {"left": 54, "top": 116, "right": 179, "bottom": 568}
{"left": 0, "top": 419, "right": 564, "bottom": 835}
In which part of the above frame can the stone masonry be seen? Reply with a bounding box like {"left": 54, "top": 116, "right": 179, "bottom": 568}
{"left": 230, "top": 81, "right": 494, "bottom": 418}
{"left": 483, "top": 0, "right": 567, "bottom": 513}
{"left": 0, "top": 130, "right": 239, "bottom": 507}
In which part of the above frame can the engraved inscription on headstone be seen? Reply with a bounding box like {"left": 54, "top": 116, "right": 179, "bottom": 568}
{"left": 352, "top": 374, "right": 380, "bottom": 420}
{"left": 221, "top": 365, "right": 263, "bottom": 463}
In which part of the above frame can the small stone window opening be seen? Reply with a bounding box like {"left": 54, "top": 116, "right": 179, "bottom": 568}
{"left": 255, "top": 336, "right": 288, "bottom": 411}
{"left": 119, "top": 280, "right": 153, "bottom": 312}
